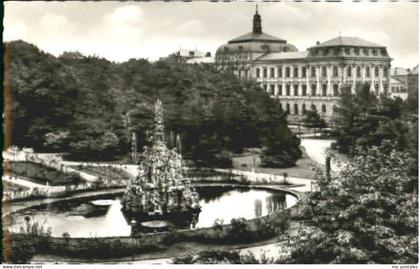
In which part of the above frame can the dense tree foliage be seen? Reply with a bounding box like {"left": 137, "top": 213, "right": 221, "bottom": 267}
{"left": 285, "top": 141, "right": 418, "bottom": 264}
{"left": 301, "top": 108, "right": 327, "bottom": 136}
{"left": 332, "top": 83, "right": 417, "bottom": 155}
{"left": 5, "top": 40, "right": 300, "bottom": 166}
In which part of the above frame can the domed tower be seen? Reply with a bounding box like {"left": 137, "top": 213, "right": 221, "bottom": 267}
{"left": 215, "top": 6, "right": 298, "bottom": 78}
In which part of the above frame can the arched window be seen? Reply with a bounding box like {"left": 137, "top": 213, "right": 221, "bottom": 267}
{"left": 374, "top": 66, "right": 379, "bottom": 77}
{"left": 333, "top": 84, "right": 339, "bottom": 97}
{"left": 311, "top": 104, "right": 316, "bottom": 111}
{"left": 333, "top": 66, "right": 338, "bottom": 77}
{"left": 269, "top": 84, "right": 275, "bottom": 95}
{"left": 302, "top": 104, "right": 307, "bottom": 114}
{"left": 311, "top": 66, "right": 316, "bottom": 77}
{"left": 302, "top": 85, "right": 307, "bottom": 96}
{"left": 294, "top": 85, "right": 299, "bottom": 96}
{"left": 322, "top": 84, "right": 327, "bottom": 96}
{"left": 256, "top": 68, "right": 261, "bottom": 78}
{"left": 311, "top": 84, "right": 317, "bottom": 96}
{"left": 383, "top": 67, "right": 388, "bottom": 77}
{"left": 365, "top": 66, "right": 370, "bottom": 77}
{"left": 332, "top": 105, "right": 337, "bottom": 114}
{"left": 322, "top": 66, "right": 327, "bottom": 77}
{"left": 286, "top": 85, "right": 291, "bottom": 96}
{"left": 278, "top": 67, "right": 283, "bottom": 78}
{"left": 347, "top": 66, "right": 352, "bottom": 77}
{"left": 321, "top": 104, "right": 327, "bottom": 115}
{"left": 356, "top": 66, "right": 361, "bottom": 77}
{"left": 286, "top": 67, "right": 291, "bottom": 78}
{"left": 278, "top": 84, "right": 283, "bottom": 96}
{"left": 294, "top": 67, "right": 299, "bottom": 78}
{"left": 286, "top": 103, "right": 290, "bottom": 114}
{"left": 294, "top": 103, "right": 299, "bottom": 115}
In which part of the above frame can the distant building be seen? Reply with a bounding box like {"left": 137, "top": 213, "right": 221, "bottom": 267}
{"left": 390, "top": 77, "right": 408, "bottom": 100}
{"left": 174, "top": 49, "right": 207, "bottom": 59}
{"left": 390, "top": 65, "right": 418, "bottom": 101}
{"left": 407, "top": 65, "right": 418, "bottom": 101}
{"left": 186, "top": 52, "right": 215, "bottom": 64}
{"left": 215, "top": 8, "right": 392, "bottom": 122}
{"left": 167, "top": 49, "right": 215, "bottom": 64}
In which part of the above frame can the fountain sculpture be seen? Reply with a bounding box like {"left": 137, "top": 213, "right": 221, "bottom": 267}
{"left": 121, "top": 100, "right": 201, "bottom": 232}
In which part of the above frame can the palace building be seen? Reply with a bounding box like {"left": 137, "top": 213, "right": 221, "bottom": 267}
{"left": 215, "top": 8, "right": 392, "bottom": 122}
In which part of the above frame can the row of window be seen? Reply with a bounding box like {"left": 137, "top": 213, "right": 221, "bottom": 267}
{"left": 263, "top": 84, "right": 340, "bottom": 97}
{"left": 312, "top": 47, "right": 387, "bottom": 57}
{"left": 256, "top": 65, "right": 387, "bottom": 79}
{"left": 263, "top": 82, "right": 385, "bottom": 97}
{"left": 391, "top": 86, "right": 406, "bottom": 93}
{"left": 280, "top": 103, "right": 332, "bottom": 116}
{"left": 217, "top": 53, "right": 250, "bottom": 61}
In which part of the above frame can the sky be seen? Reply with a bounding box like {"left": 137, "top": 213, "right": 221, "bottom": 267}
{"left": 4, "top": 1, "right": 419, "bottom": 68}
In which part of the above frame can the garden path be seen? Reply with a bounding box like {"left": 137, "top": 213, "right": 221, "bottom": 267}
{"left": 2, "top": 175, "right": 49, "bottom": 191}
{"left": 300, "top": 138, "right": 347, "bottom": 173}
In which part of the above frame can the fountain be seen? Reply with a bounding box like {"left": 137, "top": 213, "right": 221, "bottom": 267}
{"left": 5, "top": 101, "right": 299, "bottom": 238}
{"left": 120, "top": 100, "right": 201, "bottom": 232}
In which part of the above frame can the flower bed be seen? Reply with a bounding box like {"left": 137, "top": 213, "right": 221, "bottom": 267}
{"left": 5, "top": 162, "right": 84, "bottom": 186}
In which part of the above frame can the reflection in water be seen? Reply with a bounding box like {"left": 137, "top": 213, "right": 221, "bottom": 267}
{"left": 8, "top": 188, "right": 298, "bottom": 237}
{"left": 266, "top": 193, "right": 287, "bottom": 214}
{"left": 254, "top": 199, "right": 262, "bottom": 218}
{"left": 193, "top": 189, "right": 297, "bottom": 229}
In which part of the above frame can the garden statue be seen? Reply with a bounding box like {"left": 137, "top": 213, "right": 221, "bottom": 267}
{"left": 121, "top": 100, "right": 201, "bottom": 231}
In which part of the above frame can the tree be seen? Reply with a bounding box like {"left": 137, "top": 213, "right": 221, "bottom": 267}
{"left": 332, "top": 83, "right": 416, "bottom": 155}
{"left": 2, "top": 233, "right": 36, "bottom": 263}
{"left": 284, "top": 141, "right": 418, "bottom": 264}
{"left": 43, "top": 131, "right": 70, "bottom": 151}
{"left": 6, "top": 40, "right": 301, "bottom": 166}
{"left": 302, "top": 108, "right": 327, "bottom": 135}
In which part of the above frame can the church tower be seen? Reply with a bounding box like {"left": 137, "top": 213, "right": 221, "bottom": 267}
{"left": 253, "top": 5, "right": 262, "bottom": 34}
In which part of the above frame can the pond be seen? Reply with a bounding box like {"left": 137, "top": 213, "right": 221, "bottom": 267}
{"left": 7, "top": 186, "right": 298, "bottom": 237}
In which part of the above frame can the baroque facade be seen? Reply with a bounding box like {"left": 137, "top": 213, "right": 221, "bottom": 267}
{"left": 215, "top": 8, "right": 392, "bottom": 122}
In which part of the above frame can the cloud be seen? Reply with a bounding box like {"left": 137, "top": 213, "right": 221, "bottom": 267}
{"left": 4, "top": 19, "right": 27, "bottom": 41}
{"left": 3, "top": 2, "right": 418, "bottom": 67}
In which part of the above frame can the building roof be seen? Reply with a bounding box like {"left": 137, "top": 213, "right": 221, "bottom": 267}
{"left": 312, "top": 36, "right": 384, "bottom": 48}
{"left": 175, "top": 49, "right": 206, "bottom": 58}
{"left": 390, "top": 77, "right": 405, "bottom": 85}
{"left": 256, "top": 51, "right": 309, "bottom": 61}
{"left": 216, "top": 41, "right": 297, "bottom": 54}
{"left": 228, "top": 32, "right": 286, "bottom": 44}
{"left": 410, "top": 64, "right": 418, "bottom": 75}
{"left": 391, "top": 67, "right": 410, "bottom": 76}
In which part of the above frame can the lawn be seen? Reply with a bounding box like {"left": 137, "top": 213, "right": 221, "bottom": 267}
{"left": 70, "top": 165, "right": 133, "bottom": 183}
{"left": 2, "top": 180, "right": 30, "bottom": 192}
{"left": 232, "top": 147, "right": 317, "bottom": 179}
{"left": 5, "top": 162, "right": 84, "bottom": 186}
